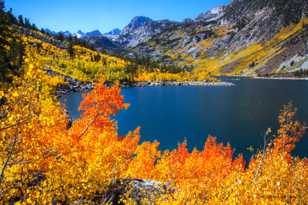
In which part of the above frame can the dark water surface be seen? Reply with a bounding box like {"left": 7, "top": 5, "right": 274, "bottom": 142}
{"left": 63, "top": 78, "right": 308, "bottom": 159}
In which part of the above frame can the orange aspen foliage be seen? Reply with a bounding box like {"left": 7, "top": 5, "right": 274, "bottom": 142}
{"left": 70, "top": 83, "right": 129, "bottom": 141}
{"left": 0, "top": 68, "right": 307, "bottom": 204}
{"left": 273, "top": 103, "right": 306, "bottom": 157}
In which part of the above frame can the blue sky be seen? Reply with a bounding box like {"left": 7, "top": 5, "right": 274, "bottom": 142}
{"left": 5, "top": 0, "right": 230, "bottom": 33}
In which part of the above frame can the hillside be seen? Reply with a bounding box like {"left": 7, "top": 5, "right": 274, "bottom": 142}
{"left": 86, "top": 0, "right": 307, "bottom": 77}
{"left": 23, "top": 29, "right": 129, "bottom": 82}
{"left": 0, "top": 9, "right": 217, "bottom": 93}
{"left": 129, "top": 0, "right": 308, "bottom": 76}
{"left": 29, "top": 0, "right": 308, "bottom": 78}
{"left": 0, "top": 7, "right": 133, "bottom": 88}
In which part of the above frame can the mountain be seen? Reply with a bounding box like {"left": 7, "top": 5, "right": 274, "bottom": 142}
{"left": 103, "top": 28, "right": 121, "bottom": 41}
{"left": 66, "top": 0, "right": 307, "bottom": 76}
{"left": 76, "top": 30, "right": 85, "bottom": 38}
{"left": 104, "top": 28, "right": 121, "bottom": 36}
{"left": 130, "top": 0, "right": 308, "bottom": 76}
{"left": 74, "top": 30, "right": 103, "bottom": 38}
{"left": 116, "top": 16, "right": 179, "bottom": 48}
{"left": 62, "top": 31, "right": 72, "bottom": 37}
{"left": 43, "top": 29, "right": 72, "bottom": 37}
{"left": 85, "top": 29, "right": 102, "bottom": 37}
{"left": 81, "top": 35, "right": 126, "bottom": 55}
{"left": 43, "top": 28, "right": 57, "bottom": 36}
{"left": 43, "top": 29, "right": 100, "bottom": 39}
{"left": 40, "top": 28, "right": 125, "bottom": 55}
{"left": 122, "top": 16, "right": 153, "bottom": 33}
{"left": 196, "top": 6, "right": 224, "bottom": 22}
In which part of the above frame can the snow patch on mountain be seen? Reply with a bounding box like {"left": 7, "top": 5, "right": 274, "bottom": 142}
{"left": 196, "top": 6, "right": 224, "bottom": 22}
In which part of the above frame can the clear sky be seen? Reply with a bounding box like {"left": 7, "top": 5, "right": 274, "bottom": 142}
{"left": 5, "top": 0, "right": 230, "bottom": 33}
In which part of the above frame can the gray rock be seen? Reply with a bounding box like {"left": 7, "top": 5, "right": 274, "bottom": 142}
{"left": 100, "top": 179, "right": 170, "bottom": 205}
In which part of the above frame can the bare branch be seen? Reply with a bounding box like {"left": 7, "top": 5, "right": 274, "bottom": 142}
{"left": 0, "top": 133, "right": 18, "bottom": 182}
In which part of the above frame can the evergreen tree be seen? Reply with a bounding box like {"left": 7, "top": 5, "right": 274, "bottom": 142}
{"left": 31, "top": 23, "right": 37, "bottom": 30}
{"left": 0, "top": 0, "right": 24, "bottom": 82}
{"left": 67, "top": 42, "right": 75, "bottom": 58}
{"left": 56, "top": 32, "right": 65, "bottom": 41}
{"left": 7, "top": 8, "right": 17, "bottom": 24}
{"left": 24, "top": 17, "right": 31, "bottom": 28}
{"left": 17, "top": 14, "right": 24, "bottom": 25}
{"left": 0, "top": 0, "right": 12, "bottom": 81}
{"left": 124, "top": 63, "right": 137, "bottom": 81}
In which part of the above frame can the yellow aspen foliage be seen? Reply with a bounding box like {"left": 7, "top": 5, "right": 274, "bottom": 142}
{"left": 0, "top": 24, "right": 307, "bottom": 204}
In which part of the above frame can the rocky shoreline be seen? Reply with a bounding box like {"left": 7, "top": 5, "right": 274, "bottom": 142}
{"left": 123, "top": 81, "right": 235, "bottom": 87}
{"left": 56, "top": 80, "right": 235, "bottom": 96}
{"left": 45, "top": 69, "right": 235, "bottom": 96}
{"left": 45, "top": 69, "right": 94, "bottom": 96}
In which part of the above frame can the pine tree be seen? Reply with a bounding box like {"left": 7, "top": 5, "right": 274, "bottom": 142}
{"left": 0, "top": 0, "right": 24, "bottom": 82}
{"left": 24, "top": 17, "right": 31, "bottom": 28}
{"left": 0, "top": 0, "right": 12, "bottom": 81}
{"left": 67, "top": 42, "right": 75, "bottom": 58}
{"left": 17, "top": 14, "right": 24, "bottom": 25}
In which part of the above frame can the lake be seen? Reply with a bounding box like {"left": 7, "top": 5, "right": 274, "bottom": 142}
{"left": 63, "top": 78, "right": 308, "bottom": 160}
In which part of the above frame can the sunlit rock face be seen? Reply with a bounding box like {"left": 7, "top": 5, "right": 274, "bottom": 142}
{"left": 116, "top": 16, "right": 178, "bottom": 48}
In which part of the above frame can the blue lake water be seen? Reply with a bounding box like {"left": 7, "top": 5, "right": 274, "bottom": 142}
{"left": 63, "top": 78, "right": 308, "bottom": 160}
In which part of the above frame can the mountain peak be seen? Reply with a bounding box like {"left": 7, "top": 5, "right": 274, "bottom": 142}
{"left": 77, "top": 30, "right": 84, "bottom": 34}
{"left": 124, "top": 16, "right": 153, "bottom": 31}
{"left": 196, "top": 6, "right": 224, "bottom": 21}
{"left": 104, "top": 28, "right": 121, "bottom": 36}
{"left": 85, "top": 30, "right": 102, "bottom": 37}
{"left": 131, "top": 16, "right": 153, "bottom": 23}
{"left": 61, "top": 30, "right": 72, "bottom": 37}
{"left": 76, "top": 30, "right": 85, "bottom": 38}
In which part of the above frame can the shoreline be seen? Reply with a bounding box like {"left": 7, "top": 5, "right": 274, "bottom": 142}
{"left": 52, "top": 70, "right": 308, "bottom": 97}
{"left": 250, "top": 76, "right": 308, "bottom": 81}
{"left": 56, "top": 80, "right": 235, "bottom": 96}
{"left": 220, "top": 75, "right": 308, "bottom": 81}
{"left": 123, "top": 81, "right": 235, "bottom": 87}
{"left": 46, "top": 69, "right": 235, "bottom": 96}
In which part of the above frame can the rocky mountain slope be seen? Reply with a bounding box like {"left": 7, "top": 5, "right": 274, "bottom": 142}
{"left": 103, "top": 28, "right": 121, "bottom": 41}
{"left": 125, "top": 0, "right": 308, "bottom": 76}
{"left": 91, "top": 0, "right": 306, "bottom": 77}
{"left": 115, "top": 16, "right": 179, "bottom": 48}
{"left": 57, "top": 0, "right": 307, "bottom": 77}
